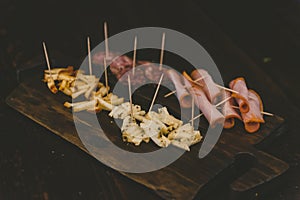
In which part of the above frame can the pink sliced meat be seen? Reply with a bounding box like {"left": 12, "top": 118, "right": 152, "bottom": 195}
{"left": 229, "top": 77, "right": 250, "bottom": 113}
{"left": 190, "top": 69, "right": 221, "bottom": 103}
{"left": 222, "top": 91, "right": 242, "bottom": 129}
{"left": 92, "top": 51, "right": 133, "bottom": 79}
{"left": 138, "top": 61, "right": 169, "bottom": 84}
{"left": 188, "top": 86, "right": 225, "bottom": 128}
{"left": 241, "top": 89, "right": 265, "bottom": 133}
{"left": 118, "top": 66, "right": 147, "bottom": 86}
{"left": 166, "top": 69, "right": 192, "bottom": 108}
{"left": 110, "top": 55, "right": 133, "bottom": 79}
{"left": 92, "top": 51, "right": 120, "bottom": 65}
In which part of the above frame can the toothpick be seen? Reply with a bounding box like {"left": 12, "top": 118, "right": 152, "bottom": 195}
{"left": 231, "top": 105, "right": 274, "bottom": 116}
{"left": 87, "top": 37, "right": 92, "bottom": 75}
{"left": 191, "top": 95, "right": 195, "bottom": 127}
{"left": 128, "top": 76, "right": 134, "bottom": 120}
{"left": 215, "top": 84, "right": 239, "bottom": 94}
{"left": 104, "top": 22, "right": 109, "bottom": 59}
{"left": 164, "top": 75, "right": 208, "bottom": 98}
{"left": 261, "top": 111, "right": 274, "bottom": 116}
{"left": 103, "top": 56, "right": 108, "bottom": 89}
{"left": 189, "top": 96, "right": 232, "bottom": 122}
{"left": 42, "top": 42, "right": 52, "bottom": 79}
{"left": 132, "top": 36, "right": 137, "bottom": 76}
{"left": 159, "top": 32, "right": 165, "bottom": 71}
{"left": 148, "top": 74, "right": 164, "bottom": 112}
{"left": 194, "top": 75, "right": 207, "bottom": 82}
{"left": 189, "top": 113, "right": 203, "bottom": 122}
{"left": 215, "top": 96, "right": 232, "bottom": 107}
{"left": 164, "top": 90, "right": 177, "bottom": 98}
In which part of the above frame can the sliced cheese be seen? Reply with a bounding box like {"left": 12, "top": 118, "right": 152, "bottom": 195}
{"left": 109, "top": 102, "right": 146, "bottom": 120}
{"left": 121, "top": 116, "right": 149, "bottom": 146}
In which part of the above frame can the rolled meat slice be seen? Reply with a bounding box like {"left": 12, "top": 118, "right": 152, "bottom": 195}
{"left": 241, "top": 89, "right": 265, "bottom": 133}
{"left": 229, "top": 77, "right": 250, "bottom": 113}
{"left": 222, "top": 91, "right": 242, "bottom": 129}
{"left": 189, "top": 88, "right": 224, "bottom": 127}
{"left": 190, "top": 69, "right": 221, "bottom": 103}
{"left": 166, "top": 69, "right": 192, "bottom": 108}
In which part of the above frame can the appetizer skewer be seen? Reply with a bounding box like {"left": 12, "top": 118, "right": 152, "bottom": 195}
{"left": 42, "top": 42, "right": 58, "bottom": 94}
{"left": 132, "top": 36, "right": 137, "bottom": 76}
{"left": 104, "top": 21, "right": 109, "bottom": 58}
{"left": 148, "top": 74, "right": 164, "bottom": 113}
{"left": 87, "top": 36, "right": 92, "bottom": 75}
{"left": 159, "top": 32, "right": 165, "bottom": 71}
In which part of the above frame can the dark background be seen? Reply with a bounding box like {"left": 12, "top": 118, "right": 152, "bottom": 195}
{"left": 0, "top": 0, "right": 299, "bottom": 199}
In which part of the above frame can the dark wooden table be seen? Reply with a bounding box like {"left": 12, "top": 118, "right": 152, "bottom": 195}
{"left": 0, "top": 0, "right": 299, "bottom": 199}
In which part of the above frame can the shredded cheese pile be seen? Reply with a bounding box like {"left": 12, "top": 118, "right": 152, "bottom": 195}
{"left": 109, "top": 103, "right": 202, "bottom": 151}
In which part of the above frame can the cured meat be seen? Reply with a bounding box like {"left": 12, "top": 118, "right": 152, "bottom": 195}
{"left": 92, "top": 51, "right": 133, "bottom": 79}
{"left": 138, "top": 61, "right": 169, "bottom": 84}
{"left": 118, "top": 66, "right": 147, "bottom": 86}
{"left": 188, "top": 86, "right": 224, "bottom": 128}
{"left": 167, "top": 69, "right": 192, "bottom": 108}
{"left": 241, "top": 89, "right": 265, "bottom": 133}
{"left": 222, "top": 91, "right": 241, "bottom": 129}
{"left": 190, "top": 69, "right": 221, "bottom": 103}
{"left": 110, "top": 55, "right": 133, "bottom": 79}
{"left": 92, "top": 51, "right": 120, "bottom": 65}
{"left": 229, "top": 77, "right": 250, "bottom": 113}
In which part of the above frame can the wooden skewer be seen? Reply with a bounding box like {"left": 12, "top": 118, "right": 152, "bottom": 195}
{"left": 128, "top": 76, "right": 134, "bottom": 120}
{"left": 148, "top": 74, "right": 164, "bottom": 112}
{"left": 215, "top": 96, "right": 232, "bottom": 107}
{"left": 104, "top": 21, "right": 109, "bottom": 59}
{"left": 189, "top": 113, "right": 203, "bottom": 122}
{"left": 189, "top": 96, "right": 232, "bottom": 122}
{"left": 215, "top": 84, "right": 239, "bottom": 94}
{"left": 159, "top": 32, "right": 165, "bottom": 71}
{"left": 87, "top": 37, "right": 92, "bottom": 75}
{"left": 132, "top": 36, "right": 137, "bottom": 76}
{"left": 42, "top": 42, "right": 53, "bottom": 79}
{"left": 193, "top": 75, "right": 207, "bottom": 82}
{"left": 164, "top": 90, "right": 177, "bottom": 98}
{"left": 103, "top": 56, "right": 108, "bottom": 89}
{"left": 164, "top": 75, "right": 208, "bottom": 98}
{"left": 260, "top": 111, "right": 274, "bottom": 116}
{"left": 188, "top": 74, "right": 238, "bottom": 94}
{"left": 231, "top": 105, "right": 274, "bottom": 116}
{"left": 191, "top": 95, "right": 195, "bottom": 127}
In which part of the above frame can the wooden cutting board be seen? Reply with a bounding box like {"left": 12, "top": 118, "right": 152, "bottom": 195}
{"left": 6, "top": 69, "right": 288, "bottom": 200}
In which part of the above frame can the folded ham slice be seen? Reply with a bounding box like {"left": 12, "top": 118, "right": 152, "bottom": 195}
{"left": 229, "top": 77, "right": 250, "bottom": 113}
{"left": 183, "top": 71, "right": 224, "bottom": 127}
{"left": 190, "top": 69, "right": 221, "bottom": 103}
{"left": 222, "top": 91, "right": 241, "bottom": 129}
{"left": 167, "top": 69, "right": 192, "bottom": 108}
{"left": 241, "top": 89, "right": 265, "bottom": 133}
{"left": 189, "top": 87, "right": 224, "bottom": 127}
